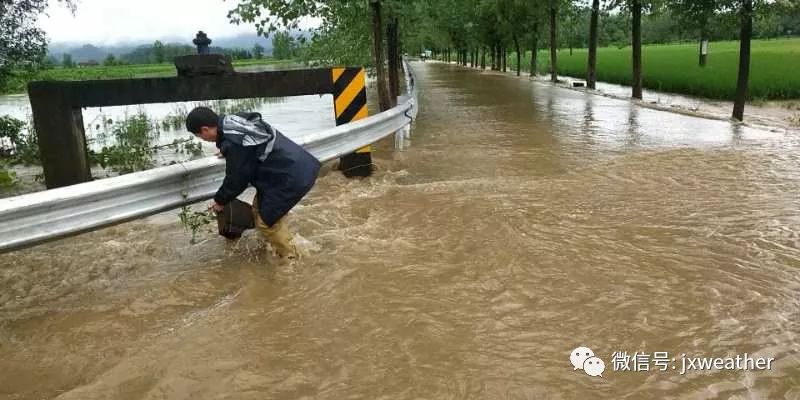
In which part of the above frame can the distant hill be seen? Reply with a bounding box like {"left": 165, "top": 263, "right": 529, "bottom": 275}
{"left": 47, "top": 31, "right": 312, "bottom": 63}
{"left": 49, "top": 44, "right": 107, "bottom": 63}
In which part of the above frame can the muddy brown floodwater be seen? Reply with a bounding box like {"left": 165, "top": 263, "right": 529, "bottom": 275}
{"left": 1, "top": 61, "right": 799, "bottom": 399}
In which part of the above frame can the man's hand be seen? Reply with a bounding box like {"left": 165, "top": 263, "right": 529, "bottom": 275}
{"left": 214, "top": 150, "right": 224, "bottom": 158}
{"left": 210, "top": 201, "right": 225, "bottom": 213}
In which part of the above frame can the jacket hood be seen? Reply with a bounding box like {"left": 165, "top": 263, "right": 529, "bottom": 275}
{"left": 219, "top": 112, "right": 277, "bottom": 161}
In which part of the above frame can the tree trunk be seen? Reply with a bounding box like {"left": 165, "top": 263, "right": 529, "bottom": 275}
{"left": 587, "top": 0, "right": 599, "bottom": 89}
{"left": 370, "top": 0, "right": 391, "bottom": 111}
{"left": 531, "top": 24, "right": 539, "bottom": 77}
{"left": 699, "top": 38, "right": 708, "bottom": 67}
{"left": 492, "top": 45, "right": 497, "bottom": 70}
{"left": 733, "top": 0, "right": 753, "bottom": 121}
{"left": 699, "top": 24, "right": 709, "bottom": 67}
{"left": 498, "top": 45, "right": 502, "bottom": 71}
{"left": 631, "top": 0, "right": 643, "bottom": 99}
{"left": 568, "top": 15, "right": 574, "bottom": 56}
{"left": 514, "top": 35, "right": 521, "bottom": 76}
{"left": 398, "top": 35, "right": 404, "bottom": 73}
{"left": 387, "top": 17, "right": 399, "bottom": 106}
{"left": 481, "top": 47, "right": 486, "bottom": 69}
{"left": 549, "top": 1, "right": 558, "bottom": 82}
{"left": 502, "top": 47, "right": 507, "bottom": 72}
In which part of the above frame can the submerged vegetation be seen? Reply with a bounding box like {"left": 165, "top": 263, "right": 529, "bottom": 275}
{"left": 90, "top": 111, "right": 161, "bottom": 174}
{"left": 178, "top": 204, "right": 216, "bottom": 245}
{"left": 0, "top": 115, "right": 40, "bottom": 188}
{"left": 0, "top": 115, "right": 40, "bottom": 165}
{"left": 0, "top": 96, "right": 285, "bottom": 190}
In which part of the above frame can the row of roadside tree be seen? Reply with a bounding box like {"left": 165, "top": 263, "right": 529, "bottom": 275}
{"left": 226, "top": 0, "right": 799, "bottom": 121}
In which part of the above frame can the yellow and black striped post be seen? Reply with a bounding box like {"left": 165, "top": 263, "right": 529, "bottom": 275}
{"left": 332, "top": 67, "right": 372, "bottom": 177}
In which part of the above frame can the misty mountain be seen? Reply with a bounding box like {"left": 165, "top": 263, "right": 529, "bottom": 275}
{"left": 47, "top": 31, "right": 312, "bottom": 62}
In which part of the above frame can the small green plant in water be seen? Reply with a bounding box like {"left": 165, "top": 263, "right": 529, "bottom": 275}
{"left": 161, "top": 104, "right": 190, "bottom": 131}
{"left": 179, "top": 205, "right": 216, "bottom": 244}
{"left": 170, "top": 138, "right": 204, "bottom": 157}
{"left": 0, "top": 115, "right": 40, "bottom": 165}
{"left": 0, "top": 166, "right": 17, "bottom": 188}
{"left": 0, "top": 116, "right": 25, "bottom": 157}
{"left": 91, "top": 111, "right": 160, "bottom": 174}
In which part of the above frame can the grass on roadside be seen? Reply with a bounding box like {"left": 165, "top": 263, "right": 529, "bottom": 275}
{"left": 504, "top": 38, "right": 800, "bottom": 100}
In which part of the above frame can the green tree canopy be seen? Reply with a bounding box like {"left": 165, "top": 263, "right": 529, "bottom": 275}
{"left": 252, "top": 43, "right": 265, "bottom": 59}
{"left": 0, "top": 0, "right": 76, "bottom": 90}
{"left": 271, "top": 31, "right": 297, "bottom": 59}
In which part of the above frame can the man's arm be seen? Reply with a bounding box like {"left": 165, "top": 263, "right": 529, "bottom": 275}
{"left": 213, "top": 143, "right": 257, "bottom": 206}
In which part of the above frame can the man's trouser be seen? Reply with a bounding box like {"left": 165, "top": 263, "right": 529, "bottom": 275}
{"left": 251, "top": 195, "right": 299, "bottom": 259}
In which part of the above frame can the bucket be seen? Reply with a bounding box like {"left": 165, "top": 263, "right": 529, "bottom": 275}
{"left": 217, "top": 198, "right": 255, "bottom": 239}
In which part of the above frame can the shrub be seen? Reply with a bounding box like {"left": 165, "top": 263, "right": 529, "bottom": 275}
{"left": 91, "top": 112, "right": 160, "bottom": 174}
{"left": 0, "top": 115, "right": 40, "bottom": 165}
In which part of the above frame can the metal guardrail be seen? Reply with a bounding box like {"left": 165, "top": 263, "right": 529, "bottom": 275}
{"left": 0, "top": 62, "right": 418, "bottom": 252}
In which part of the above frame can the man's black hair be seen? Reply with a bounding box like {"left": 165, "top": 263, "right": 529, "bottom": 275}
{"left": 185, "top": 106, "right": 219, "bottom": 134}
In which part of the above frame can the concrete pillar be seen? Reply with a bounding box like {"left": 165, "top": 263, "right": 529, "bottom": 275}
{"left": 28, "top": 91, "right": 91, "bottom": 188}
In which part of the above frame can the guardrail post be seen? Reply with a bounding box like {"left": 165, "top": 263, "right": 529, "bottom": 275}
{"left": 332, "top": 67, "right": 373, "bottom": 177}
{"left": 28, "top": 90, "right": 92, "bottom": 188}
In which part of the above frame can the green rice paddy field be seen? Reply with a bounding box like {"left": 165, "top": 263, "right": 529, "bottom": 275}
{"left": 512, "top": 38, "right": 800, "bottom": 100}
{"left": 3, "top": 59, "right": 292, "bottom": 95}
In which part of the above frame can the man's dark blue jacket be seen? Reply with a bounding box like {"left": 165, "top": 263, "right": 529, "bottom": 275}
{"left": 213, "top": 113, "right": 321, "bottom": 226}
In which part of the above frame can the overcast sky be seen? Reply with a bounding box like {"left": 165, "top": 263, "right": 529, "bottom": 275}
{"left": 40, "top": 0, "right": 285, "bottom": 45}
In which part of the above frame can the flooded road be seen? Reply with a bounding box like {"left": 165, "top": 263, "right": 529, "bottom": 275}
{"left": 2, "top": 61, "right": 800, "bottom": 399}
